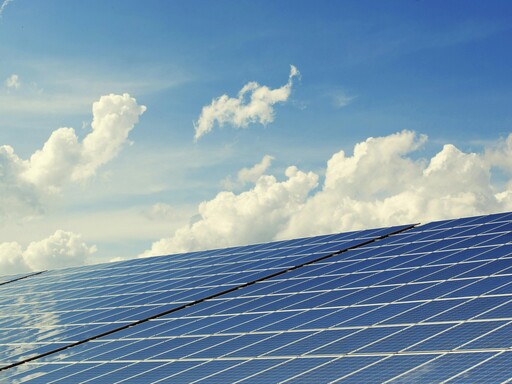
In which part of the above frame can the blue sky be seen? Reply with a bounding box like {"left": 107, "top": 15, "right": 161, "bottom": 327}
{"left": 1, "top": 0, "right": 512, "bottom": 271}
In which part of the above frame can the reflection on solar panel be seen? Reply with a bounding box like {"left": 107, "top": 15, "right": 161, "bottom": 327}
{"left": 0, "top": 212, "right": 511, "bottom": 383}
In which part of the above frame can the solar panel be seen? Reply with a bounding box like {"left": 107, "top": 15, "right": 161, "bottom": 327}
{"left": 0, "top": 212, "right": 511, "bottom": 383}
{"left": 0, "top": 225, "right": 409, "bottom": 374}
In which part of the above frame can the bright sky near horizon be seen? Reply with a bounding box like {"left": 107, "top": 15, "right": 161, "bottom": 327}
{"left": 1, "top": 0, "right": 512, "bottom": 273}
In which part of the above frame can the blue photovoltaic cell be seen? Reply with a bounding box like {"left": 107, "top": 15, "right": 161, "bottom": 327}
{"left": 280, "top": 356, "right": 381, "bottom": 383}
{"left": 408, "top": 321, "right": 507, "bottom": 351}
{"left": 387, "top": 352, "right": 497, "bottom": 383}
{"left": 447, "top": 351, "right": 512, "bottom": 384}
{"left": 463, "top": 322, "right": 512, "bottom": 349}
{"left": 336, "top": 354, "right": 436, "bottom": 383}
{"left": 236, "top": 358, "right": 333, "bottom": 383}
{"left": 358, "top": 323, "right": 452, "bottom": 353}
{"left": 191, "top": 359, "right": 282, "bottom": 384}
{"left": 0, "top": 212, "right": 511, "bottom": 383}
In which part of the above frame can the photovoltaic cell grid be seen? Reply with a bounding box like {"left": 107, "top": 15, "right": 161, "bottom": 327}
{"left": 0, "top": 225, "right": 407, "bottom": 374}
{"left": 0, "top": 212, "right": 511, "bottom": 383}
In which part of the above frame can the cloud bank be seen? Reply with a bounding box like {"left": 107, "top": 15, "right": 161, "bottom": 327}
{"left": 0, "top": 230, "right": 96, "bottom": 274}
{"left": 143, "top": 130, "right": 512, "bottom": 257}
{"left": 194, "top": 65, "right": 300, "bottom": 141}
{"left": 0, "top": 93, "right": 146, "bottom": 218}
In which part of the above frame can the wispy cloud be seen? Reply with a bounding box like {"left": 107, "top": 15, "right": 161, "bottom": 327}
{"left": 0, "top": 0, "right": 12, "bottom": 17}
{"left": 194, "top": 65, "right": 300, "bottom": 141}
{"left": 0, "top": 59, "right": 187, "bottom": 116}
{"left": 331, "top": 90, "right": 356, "bottom": 109}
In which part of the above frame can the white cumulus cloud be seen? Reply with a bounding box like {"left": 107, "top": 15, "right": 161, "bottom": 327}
{"left": 73, "top": 93, "right": 147, "bottom": 181}
{"left": 5, "top": 74, "right": 20, "bottom": 89}
{"left": 280, "top": 131, "right": 499, "bottom": 238}
{"left": 222, "top": 154, "right": 275, "bottom": 190}
{"left": 0, "top": 230, "right": 96, "bottom": 275}
{"left": 238, "top": 154, "right": 275, "bottom": 184}
{"left": 485, "top": 134, "right": 512, "bottom": 173}
{"left": 143, "top": 130, "right": 512, "bottom": 257}
{"left": 141, "top": 165, "right": 318, "bottom": 256}
{"left": 194, "top": 65, "right": 300, "bottom": 141}
{"left": 0, "top": 93, "right": 146, "bottom": 215}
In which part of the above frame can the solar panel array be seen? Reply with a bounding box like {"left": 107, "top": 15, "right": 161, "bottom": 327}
{"left": 0, "top": 212, "right": 511, "bottom": 383}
